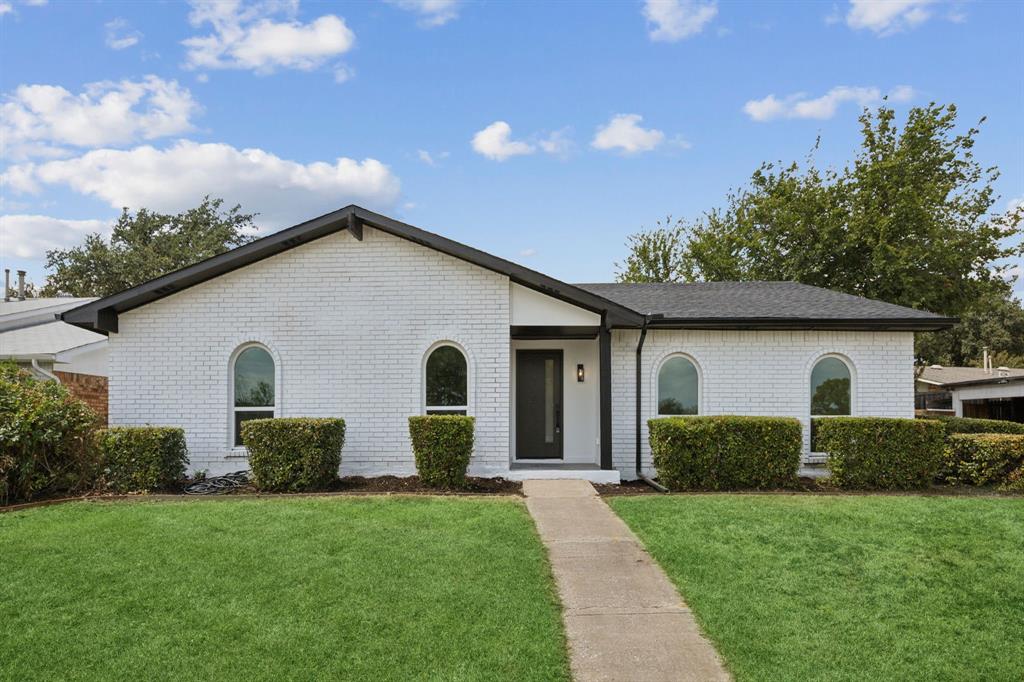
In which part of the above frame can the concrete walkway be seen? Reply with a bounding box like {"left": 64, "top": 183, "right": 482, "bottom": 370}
{"left": 523, "top": 480, "right": 730, "bottom": 682}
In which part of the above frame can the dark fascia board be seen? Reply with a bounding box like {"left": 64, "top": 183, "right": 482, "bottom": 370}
{"left": 632, "top": 316, "right": 959, "bottom": 332}
{"left": 510, "top": 325, "right": 600, "bottom": 340}
{"left": 61, "top": 205, "right": 644, "bottom": 333}
{"left": 942, "top": 374, "right": 1024, "bottom": 389}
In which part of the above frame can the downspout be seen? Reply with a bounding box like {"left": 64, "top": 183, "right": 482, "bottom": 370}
{"left": 636, "top": 315, "right": 668, "bottom": 492}
{"left": 30, "top": 358, "right": 60, "bottom": 383}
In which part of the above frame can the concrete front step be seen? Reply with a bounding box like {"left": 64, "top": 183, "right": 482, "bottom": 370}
{"left": 506, "top": 468, "right": 621, "bottom": 484}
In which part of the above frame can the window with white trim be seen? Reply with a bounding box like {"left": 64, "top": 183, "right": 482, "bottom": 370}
{"left": 425, "top": 344, "right": 467, "bottom": 415}
{"left": 810, "top": 356, "right": 851, "bottom": 416}
{"left": 657, "top": 355, "right": 699, "bottom": 416}
{"left": 233, "top": 345, "right": 276, "bottom": 446}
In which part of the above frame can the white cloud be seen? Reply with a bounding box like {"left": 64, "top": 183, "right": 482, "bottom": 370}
{"left": 643, "top": 0, "right": 717, "bottom": 42}
{"left": 518, "top": 248, "right": 537, "bottom": 258}
{"left": 538, "top": 128, "right": 574, "bottom": 159}
{"left": 0, "top": 3, "right": 13, "bottom": 15}
{"left": 333, "top": 64, "right": 355, "bottom": 83}
{"left": 591, "top": 114, "right": 665, "bottom": 154}
{"left": 846, "top": 0, "right": 936, "bottom": 36}
{"left": 743, "top": 85, "right": 915, "bottom": 121}
{"left": 471, "top": 121, "right": 534, "bottom": 161}
{"left": 183, "top": 0, "right": 355, "bottom": 74}
{"left": 105, "top": 18, "right": 142, "bottom": 50}
{"left": 416, "top": 149, "right": 449, "bottom": 166}
{"left": 1, "top": 76, "right": 200, "bottom": 159}
{"left": 4, "top": 140, "right": 401, "bottom": 228}
{"left": 0, "top": 215, "right": 109, "bottom": 260}
{"left": 385, "top": 0, "right": 460, "bottom": 28}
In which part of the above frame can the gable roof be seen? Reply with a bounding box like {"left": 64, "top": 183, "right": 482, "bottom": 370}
{"left": 61, "top": 205, "right": 955, "bottom": 334}
{"left": 62, "top": 205, "right": 644, "bottom": 333}
{"left": 576, "top": 282, "right": 955, "bottom": 331}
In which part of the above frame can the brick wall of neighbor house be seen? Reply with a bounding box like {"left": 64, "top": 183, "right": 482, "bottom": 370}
{"left": 107, "top": 226, "right": 511, "bottom": 476}
{"left": 611, "top": 329, "right": 916, "bottom": 479}
{"left": 54, "top": 371, "right": 109, "bottom": 424}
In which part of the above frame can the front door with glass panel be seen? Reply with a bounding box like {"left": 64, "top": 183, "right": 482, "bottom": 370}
{"left": 516, "top": 350, "right": 563, "bottom": 459}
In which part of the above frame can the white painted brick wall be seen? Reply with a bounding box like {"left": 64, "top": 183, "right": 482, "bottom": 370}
{"left": 611, "top": 329, "right": 916, "bottom": 479}
{"left": 108, "top": 226, "right": 510, "bottom": 476}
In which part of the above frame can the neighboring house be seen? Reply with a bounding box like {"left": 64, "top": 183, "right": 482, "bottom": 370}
{"left": 0, "top": 295, "right": 110, "bottom": 422}
{"left": 62, "top": 206, "right": 955, "bottom": 481}
{"left": 916, "top": 365, "right": 1024, "bottom": 423}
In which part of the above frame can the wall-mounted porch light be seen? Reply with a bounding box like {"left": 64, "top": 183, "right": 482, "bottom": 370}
{"left": 577, "top": 364, "right": 585, "bottom": 382}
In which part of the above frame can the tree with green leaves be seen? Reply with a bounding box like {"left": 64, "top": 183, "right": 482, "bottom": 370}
{"left": 615, "top": 216, "right": 690, "bottom": 283}
{"left": 618, "top": 103, "right": 1023, "bottom": 364}
{"left": 41, "top": 197, "right": 259, "bottom": 298}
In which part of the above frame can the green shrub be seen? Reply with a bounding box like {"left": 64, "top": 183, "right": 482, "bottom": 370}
{"left": 96, "top": 427, "right": 189, "bottom": 492}
{"left": 408, "top": 415, "right": 475, "bottom": 488}
{"left": 1002, "top": 464, "right": 1024, "bottom": 492}
{"left": 925, "top": 415, "right": 1024, "bottom": 435}
{"left": 648, "top": 416, "right": 802, "bottom": 491}
{"left": 0, "top": 362, "right": 99, "bottom": 505}
{"left": 815, "top": 417, "right": 945, "bottom": 489}
{"left": 243, "top": 418, "right": 345, "bottom": 492}
{"left": 942, "top": 434, "right": 1024, "bottom": 486}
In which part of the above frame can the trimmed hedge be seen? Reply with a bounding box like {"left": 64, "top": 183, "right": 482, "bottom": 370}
{"left": 815, "top": 417, "right": 945, "bottom": 489}
{"left": 943, "top": 434, "right": 1024, "bottom": 487}
{"left": 1003, "top": 464, "right": 1024, "bottom": 492}
{"left": 0, "top": 362, "right": 99, "bottom": 505}
{"left": 408, "top": 415, "right": 475, "bottom": 488}
{"left": 96, "top": 427, "right": 189, "bottom": 493}
{"left": 648, "top": 416, "right": 802, "bottom": 491}
{"left": 242, "top": 418, "right": 345, "bottom": 492}
{"left": 925, "top": 416, "right": 1024, "bottom": 435}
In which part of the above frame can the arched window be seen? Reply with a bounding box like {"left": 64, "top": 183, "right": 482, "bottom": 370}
{"left": 810, "top": 356, "right": 852, "bottom": 416}
{"left": 425, "top": 344, "right": 468, "bottom": 415}
{"left": 233, "top": 345, "right": 276, "bottom": 446}
{"left": 657, "top": 355, "right": 699, "bottom": 416}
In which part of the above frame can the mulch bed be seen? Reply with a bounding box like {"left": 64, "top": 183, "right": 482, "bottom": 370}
{"left": 326, "top": 475, "right": 522, "bottom": 495}
{"left": 1, "top": 476, "right": 522, "bottom": 512}
{"left": 594, "top": 478, "right": 1020, "bottom": 497}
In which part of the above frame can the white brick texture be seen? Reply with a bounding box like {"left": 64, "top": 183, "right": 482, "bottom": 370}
{"left": 108, "top": 226, "right": 510, "bottom": 476}
{"left": 107, "top": 226, "right": 917, "bottom": 480}
{"left": 611, "top": 329, "right": 915, "bottom": 479}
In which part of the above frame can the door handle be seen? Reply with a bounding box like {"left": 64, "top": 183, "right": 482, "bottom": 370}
{"left": 555, "top": 405, "right": 561, "bottom": 432}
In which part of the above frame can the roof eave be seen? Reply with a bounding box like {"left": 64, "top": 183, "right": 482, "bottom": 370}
{"left": 60, "top": 205, "right": 645, "bottom": 333}
{"left": 635, "top": 316, "right": 959, "bottom": 331}
{"left": 944, "top": 374, "right": 1024, "bottom": 389}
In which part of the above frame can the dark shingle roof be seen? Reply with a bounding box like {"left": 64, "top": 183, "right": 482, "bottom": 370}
{"left": 575, "top": 282, "right": 954, "bottom": 330}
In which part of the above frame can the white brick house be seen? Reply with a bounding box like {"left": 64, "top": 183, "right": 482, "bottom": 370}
{"left": 63, "top": 206, "right": 954, "bottom": 482}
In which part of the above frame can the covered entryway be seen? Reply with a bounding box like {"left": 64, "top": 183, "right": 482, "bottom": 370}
{"left": 506, "top": 283, "right": 617, "bottom": 483}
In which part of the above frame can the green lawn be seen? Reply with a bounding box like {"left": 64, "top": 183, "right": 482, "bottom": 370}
{"left": 0, "top": 497, "right": 569, "bottom": 681}
{"left": 610, "top": 494, "right": 1024, "bottom": 682}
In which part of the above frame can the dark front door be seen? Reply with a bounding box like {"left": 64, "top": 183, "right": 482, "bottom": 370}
{"left": 516, "top": 350, "right": 564, "bottom": 459}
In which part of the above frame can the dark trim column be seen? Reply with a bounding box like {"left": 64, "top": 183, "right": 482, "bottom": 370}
{"left": 599, "top": 315, "right": 613, "bottom": 470}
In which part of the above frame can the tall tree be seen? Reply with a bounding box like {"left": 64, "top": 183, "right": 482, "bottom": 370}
{"left": 618, "top": 103, "right": 1023, "bottom": 363}
{"left": 615, "top": 216, "right": 689, "bottom": 283}
{"left": 42, "top": 197, "right": 258, "bottom": 298}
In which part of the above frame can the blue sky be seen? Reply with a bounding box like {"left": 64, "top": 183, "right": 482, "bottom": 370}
{"left": 1, "top": 0, "right": 1021, "bottom": 297}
